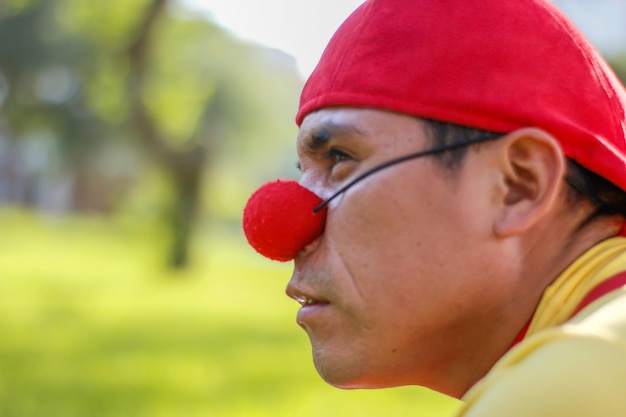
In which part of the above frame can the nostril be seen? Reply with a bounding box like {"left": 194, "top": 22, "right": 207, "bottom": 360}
{"left": 243, "top": 179, "right": 328, "bottom": 262}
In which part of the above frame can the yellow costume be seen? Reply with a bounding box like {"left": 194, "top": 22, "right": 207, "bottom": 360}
{"left": 459, "top": 238, "right": 626, "bottom": 416}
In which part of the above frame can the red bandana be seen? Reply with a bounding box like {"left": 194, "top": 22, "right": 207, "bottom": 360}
{"left": 297, "top": 0, "right": 626, "bottom": 192}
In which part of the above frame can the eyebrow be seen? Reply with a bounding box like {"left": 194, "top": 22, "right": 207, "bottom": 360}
{"left": 302, "top": 122, "right": 363, "bottom": 152}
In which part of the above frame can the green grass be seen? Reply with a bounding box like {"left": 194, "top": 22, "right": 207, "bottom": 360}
{"left": 0, "top": 209, "right": 461, "bottom": 417}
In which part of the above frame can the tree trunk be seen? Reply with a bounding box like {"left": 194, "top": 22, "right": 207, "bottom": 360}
{"left": 166, "top": 148, "right": 205, "bottom": 269}
{"left": 126, "top": 0, "right": 210, "bottom": 270}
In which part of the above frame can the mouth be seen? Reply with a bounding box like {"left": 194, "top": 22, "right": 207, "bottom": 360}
{"left": 288, "top": 289, "right": 331, "bottom": 329}
{"left": 286, "top": 281, "right": 328, "bottom": 306}
{"left": 285, "top": 282, "right": 331, "bottom": 328}
{"left": 293, "top": 295, "right": 323, "bottom": 306}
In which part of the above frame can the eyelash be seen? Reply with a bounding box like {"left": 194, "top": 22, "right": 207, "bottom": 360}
{"left": 295, "top": 148, "right": 351, "bottom": 173}
{"left": 325, "top": 148, "right": 350, "bottom": 165}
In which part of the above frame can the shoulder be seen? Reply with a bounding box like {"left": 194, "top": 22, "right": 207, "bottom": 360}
{"left": 458, "top": 290, "right": 626, "bottom": 417}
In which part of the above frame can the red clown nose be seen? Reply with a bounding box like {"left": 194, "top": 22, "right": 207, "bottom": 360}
{"left": 243, "top": 180, "right": 327, "bottom": 262}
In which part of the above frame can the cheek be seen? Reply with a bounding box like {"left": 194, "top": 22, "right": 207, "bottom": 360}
{"left": 325, "top": 171, "right": 485, "bottom": 316}
{"left": 327, "top": 178, "right": 437, "bottom": 302}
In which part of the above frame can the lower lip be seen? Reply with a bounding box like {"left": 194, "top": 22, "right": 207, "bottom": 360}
{"left": 296, "top": 302, "right": 330, "bottom": 327}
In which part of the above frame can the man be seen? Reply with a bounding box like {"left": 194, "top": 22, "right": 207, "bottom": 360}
{"left": 243, "top": 0, "right": 626, "bottom": 415}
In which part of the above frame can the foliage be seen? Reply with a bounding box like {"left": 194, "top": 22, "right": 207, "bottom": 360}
{"left": 0, "top": 0, "right": 302, "bottom": 268}
{"left": 0, "top": 210, "right": 462, "bottom": 416}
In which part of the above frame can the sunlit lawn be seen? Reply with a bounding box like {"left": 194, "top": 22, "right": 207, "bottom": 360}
{"left": 0, "top": 209, "right": 461, "bottom": 417}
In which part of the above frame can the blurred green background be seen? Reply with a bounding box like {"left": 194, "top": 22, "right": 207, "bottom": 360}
{"left": 0, "top": 210, "right": 462, "bottom": 416}
{"left": 1, "top": 0, "right": 626, "bottom": 416}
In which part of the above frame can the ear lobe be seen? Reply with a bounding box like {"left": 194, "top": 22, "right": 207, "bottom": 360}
{"left": 493, "top": 128, "right": 565, "bottom": 237}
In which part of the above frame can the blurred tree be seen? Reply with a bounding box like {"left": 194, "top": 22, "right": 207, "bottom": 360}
{"left": 127, "top": 0, "right": 215, "bottom": 268}
{"left": 0, "top": 0, "right": 303, "bottom": 269}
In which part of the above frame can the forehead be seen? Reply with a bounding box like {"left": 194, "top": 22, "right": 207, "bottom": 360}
{"left": 297, "top": 108, "right": 427, "bottom": 149}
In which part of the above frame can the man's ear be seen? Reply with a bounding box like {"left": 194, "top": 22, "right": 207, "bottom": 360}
{"left": 493, "top": 128, "right": 565, "bottom": 237}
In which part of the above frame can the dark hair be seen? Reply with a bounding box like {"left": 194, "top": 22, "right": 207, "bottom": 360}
{"left": 422, "top": 119, "right": 501, "bottom": 170}
{"left": 422, "top": 118, "right": 626, "bottom": 219}
{"left": 565, "top": 159, "right": 626, "bottom": 217}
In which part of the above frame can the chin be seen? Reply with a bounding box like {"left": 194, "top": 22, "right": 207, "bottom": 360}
{"left": 314, "top": 360, "right": 406, "bottom": 390}
{"left": 313, "top": 355, "right": 455, "bottom": 393}
{"left": 314, "top": 360, "right": 367, "bottom": 389}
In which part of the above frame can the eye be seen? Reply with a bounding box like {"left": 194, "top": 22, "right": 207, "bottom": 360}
{"left": 325, "top": 147, "right": 351, "bottom": 165}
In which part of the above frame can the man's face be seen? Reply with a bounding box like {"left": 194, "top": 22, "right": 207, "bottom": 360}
{"left": 287, "top": 108, "right": 519, "bottom": 394}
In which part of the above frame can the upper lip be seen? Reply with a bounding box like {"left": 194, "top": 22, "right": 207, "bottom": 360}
{"left": 294, "top": 295, "right": 320, "bottom": 306}
{"left": 285, "top": 282, "right": 328, "bottom": 306}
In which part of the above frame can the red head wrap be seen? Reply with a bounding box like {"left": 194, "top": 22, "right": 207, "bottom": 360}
{"left": 297, "top": 0, "right": 626, "bottom": 191}
{"left": 244, "top": 0, "right": 626, "bottom": 262}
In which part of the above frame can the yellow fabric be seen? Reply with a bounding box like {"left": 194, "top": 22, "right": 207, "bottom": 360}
{"left": 457, "top": 237, "right": 626, "bottom": 417}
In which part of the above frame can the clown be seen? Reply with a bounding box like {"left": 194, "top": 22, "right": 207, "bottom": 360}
{"left": 244, "top": 0, "right": 626, "bottom": 415}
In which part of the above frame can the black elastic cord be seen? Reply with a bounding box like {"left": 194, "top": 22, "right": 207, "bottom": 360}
{"left": 313, "top": 134, "right": 501, "bottom": 213}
